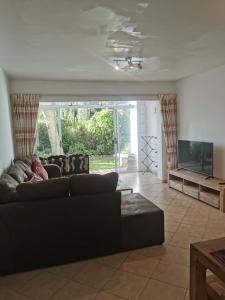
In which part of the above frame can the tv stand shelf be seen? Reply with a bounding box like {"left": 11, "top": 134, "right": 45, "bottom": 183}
{"left": 169, "top": 169, "right": 225, "bottom": 212}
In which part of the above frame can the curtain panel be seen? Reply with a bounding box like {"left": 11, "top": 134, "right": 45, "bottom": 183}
{"left": 11, "top": 94, "right": 40, "bottom": 157}
{"left": 160, "top": 94, "right": 177, "bottom": 171}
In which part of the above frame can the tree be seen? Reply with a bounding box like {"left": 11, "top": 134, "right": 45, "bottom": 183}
{"left": 89, "top": 109, "right": 114, "bottom": 155}
{"left": 37, "top": 108, "right": 116, "bottom": 156}
{"left": 42, "top": 110, "right": 64, "bottom": 155}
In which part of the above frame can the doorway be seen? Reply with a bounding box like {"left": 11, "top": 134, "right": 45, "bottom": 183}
{"left": 37, "top": 101, "right": 138, "bottom": 174}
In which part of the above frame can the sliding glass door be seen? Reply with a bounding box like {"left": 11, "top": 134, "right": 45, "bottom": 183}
{"left": 37, "top": 101, "right": 138, "bottom": 174}
{"left": 114, "top": 102, "right": 138, "bottom": 173}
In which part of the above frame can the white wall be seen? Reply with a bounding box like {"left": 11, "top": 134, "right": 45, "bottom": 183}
{"left": 0, "top": 69, "right": 14, "bottom": 174}
{"left": 177, "top": 64, "right": 225, "bottom": 179}
{"left": 10, "top": 79, "right": 176, "bottom": 96}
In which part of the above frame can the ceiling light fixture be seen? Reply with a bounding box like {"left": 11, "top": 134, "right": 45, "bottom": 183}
{"left": 112, "top": 56, "right": 143, "bottom": 71}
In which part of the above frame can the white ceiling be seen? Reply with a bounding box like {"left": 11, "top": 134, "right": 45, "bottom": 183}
{"left": 1, "top": 0, "right": 225, "bottom": 81}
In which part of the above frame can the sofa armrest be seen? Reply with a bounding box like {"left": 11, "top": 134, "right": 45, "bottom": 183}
{"left": 44, "top": 164, "right": 62, "bottom": 178}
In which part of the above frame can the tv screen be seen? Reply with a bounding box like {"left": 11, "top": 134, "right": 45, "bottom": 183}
{"left": 178, "top": 140, "right": 213, "bottom": 177}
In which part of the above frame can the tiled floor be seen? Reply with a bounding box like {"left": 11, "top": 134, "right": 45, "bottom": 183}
{"left": 1, "top": 172, "right": 225, "bottom": 300}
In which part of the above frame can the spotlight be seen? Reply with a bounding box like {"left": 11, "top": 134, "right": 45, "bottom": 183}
{"left": 127, "top": 57, "right": 134, "bottom": 68}
{"left": 138, "top": 62, "right": 143, "bottom": 70}
{"left": 114, "top": 62, "right": 119, "bottom": 70}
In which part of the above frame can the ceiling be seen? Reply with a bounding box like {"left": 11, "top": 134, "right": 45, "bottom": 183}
{"left": 1, "top": 0, "right": 225, "bottom": 81}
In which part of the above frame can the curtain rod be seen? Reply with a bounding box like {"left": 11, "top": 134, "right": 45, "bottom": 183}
{"left": 39, "top": 93, "right": 159, "bottom": 97}
{"left": 38, "top": 94, "right": 160, "bottom": 102}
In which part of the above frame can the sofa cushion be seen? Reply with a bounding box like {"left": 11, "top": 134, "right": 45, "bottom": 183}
{"left": 8, "top": 165, "right": 28, "bottom": 183}
{"left": 16, "top": 177, "right": 70, "bottom": 201}
{"left": 29, "top": 173, "right": 43, "bottom": 183}
{"left": 14, "top": 160, "right": 32, "bottom": 173}
{"left": 14, "top": 156, "right": 37, "bottom": 167}
{"left": 32, "top": 159, "right": 48, "bottom": 180}
{"left": 0, "top": 174, "right": 19, "bottom": 203}
{"left": 70, "top": 172, "right": 118, "bottom": 196}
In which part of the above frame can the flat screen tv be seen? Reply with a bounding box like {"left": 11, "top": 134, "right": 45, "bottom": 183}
{"left": 178, "top": 140, "right": 213, "bottom": 177}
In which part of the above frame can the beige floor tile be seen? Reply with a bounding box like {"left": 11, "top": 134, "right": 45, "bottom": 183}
{"left": 207, "top": 222, "right": 225, "bottom": 230}
{"left": 207, "top": 206, "right": 219, "bottom": 213}
{"left": 134, "top": 244, "right": 168, "bottom": 258}
{"left": 154, "top": 199, "right": 173, "bottom": 207}
{"left": 158, "top": 189, "right": 179, "bottom": 198}
{"left": 165, "top": 206, "right": 188, "bottom": 215}
{"left": 207, "top": 219, "right": 225, "bottom": 230}
{"left": 165, "top": 231, "right": 175, "bottom": 243}
{"left": 182, "top": 215, "right": 208, "bottom": 226}
{"left": 169, "top": 232, "right": 203, "bottom": 249}
{"left": 175, "top": 193, "right": 194, "bottom": 201}
{"left": 155, "top": 195, "right": 174, "bottom": 203}
{"left": 165, "top": 220, "right": 180, "bottom": 232}
{"left": 95, "top": 291, "right": 125, "bottom": 300}
{"left": 209, "top": 209, "right": 225, "bottom": 218}
{"left": 139, "top": 279, "right": 186, "bottom": 300}
{"left": 176, "top": 223, "right": 206, "bottom": 237}
{"left": 165, "top": 212, "right": 185, "bottom": 223}
{"left": 72, "top": 261, "right": 115, "bottom": 289}
{"left": 160, "top": 245, "right": 190, "bottom": 266}
{"left": 0, "top": 287, "right": 31, "bottom": 300}
{"left": 19, "top": 271, "right": 68, "bottom": 300}
{"left": 46, "top": 261, "right": 88, "bottom": 279}
{"left": 50, "top": 280, "right": 97, "bottom": 300}
{"left": 145, "top": 184, "right": 166, "bottom": 193}
{"left": 103, "top": 270, "right": 147, "bottom": 300}
{"left": 119, "top": 253, "right": 160, "bottom": 277}
{"left": 0, "top": 269, "right": 41, "bottom": 292}
{"left": 203, "top": 227, "right": 225, "bottom": 239}
{"left": 184, "top": 208, "right": 210, "bottom": 218}
{"left": 93, "top": 252, "right": 129, "bottom": 269}
{"left": 152, "top": 262, "right": 189, "bottom": 288}
{"left": 169, "top": 197, "right": 193, "bottom": 208}
{"left": 189, "top": 201, "right": 212, "bottom": 213}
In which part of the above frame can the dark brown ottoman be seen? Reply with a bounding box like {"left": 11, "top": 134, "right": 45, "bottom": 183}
{"left": 121, "top": 193, "right": 164, "bottom": 251}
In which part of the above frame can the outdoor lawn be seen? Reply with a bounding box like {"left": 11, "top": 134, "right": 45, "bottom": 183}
{"left": 89, "top": 155, "right": 115, "bottom": 171}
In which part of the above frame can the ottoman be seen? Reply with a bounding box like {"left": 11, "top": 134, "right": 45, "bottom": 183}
{"left": 121, "top": 193, "right": 164, "bottom": 251}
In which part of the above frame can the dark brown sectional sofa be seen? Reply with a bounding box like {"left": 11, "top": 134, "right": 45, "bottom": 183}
{"left": 0, "top": 159, "right": 164, "bottom": 276}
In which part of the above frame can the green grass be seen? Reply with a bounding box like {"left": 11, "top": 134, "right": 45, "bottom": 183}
{"left": 90, "top": 157, "right": 115, "bottom": 171}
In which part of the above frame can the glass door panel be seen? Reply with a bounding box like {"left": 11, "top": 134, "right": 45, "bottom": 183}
{"left": 114, "top": 103, "right": 138, "bottom": 173}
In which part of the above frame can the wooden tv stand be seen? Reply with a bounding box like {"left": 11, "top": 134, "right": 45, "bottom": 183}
{"left": 168, "top": 169, "right": 225, "bottom": 212}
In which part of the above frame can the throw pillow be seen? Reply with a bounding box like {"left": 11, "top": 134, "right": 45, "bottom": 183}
{"left": 29, "top": 174, "right": 43, "bottom": 183}
{"left": 25, "top": 170, "right": 43, "bottom": 182}
{"left": 8, "top": 165, "right": 28, "bottom": 183}
{"left": 14, "top": 156, "right": 37, "bottom": 167}
{"left": 14, "top": 160, "right": 32, "bottom": 173}
{"left": 32, "top": 159, "right": 49, "bottom": 180}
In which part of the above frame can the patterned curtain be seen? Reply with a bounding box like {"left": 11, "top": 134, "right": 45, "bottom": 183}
{"left": 11, "top": 94, "right": 40, "bottom": 157}
{"left": 160, "top": 94, "right": 177, "bottom": 171}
